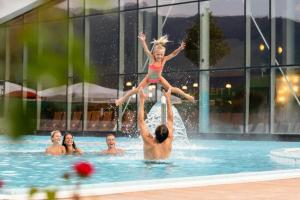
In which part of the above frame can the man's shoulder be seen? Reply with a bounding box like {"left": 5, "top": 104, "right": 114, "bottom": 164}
{"left": 143, "top": 136, "right": 156, "bottom": 145}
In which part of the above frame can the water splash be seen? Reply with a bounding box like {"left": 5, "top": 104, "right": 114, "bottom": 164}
{"left": 145, "top": 101, "right": 190, "bottom": 147}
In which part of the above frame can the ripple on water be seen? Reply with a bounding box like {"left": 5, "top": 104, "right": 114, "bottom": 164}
{"left": 1, "top": 171, "right": 18, "bottom": 176}
{"left": 0, "top": 136, "right": 300, "bottom": 189}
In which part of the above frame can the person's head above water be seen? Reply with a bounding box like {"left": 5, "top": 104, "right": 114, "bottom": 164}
{"left": 50, "top": 130, "right": 61, "bottom": 143}
{"left": 154, "top": 124, "right": 169, "bottom": 143}
{"left": 100, "top": 134, "right": 124, "bottom": 155}
{"left": 106, "top": 134, "right": 116, "bottom": 149}
{"left": 151, "top": 35, "right": 170, "bottom": 62}
{"left": 62, "top": 133, "right": 77, "bottom": 150}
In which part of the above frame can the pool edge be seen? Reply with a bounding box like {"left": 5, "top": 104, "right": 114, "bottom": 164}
{"left": 2, "top": 168, "right": 300, "bottom": 200}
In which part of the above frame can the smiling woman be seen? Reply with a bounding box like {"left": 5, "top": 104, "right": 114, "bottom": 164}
{"left": 62, "top": 132, "right": 83, "bottom": 155}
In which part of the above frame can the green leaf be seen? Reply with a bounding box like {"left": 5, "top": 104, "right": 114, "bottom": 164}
{"left": 28, "top": 187, "right": 38, "bottom": 197}
{"left": 45, "top": 189, "right": 57, "bottom": 200}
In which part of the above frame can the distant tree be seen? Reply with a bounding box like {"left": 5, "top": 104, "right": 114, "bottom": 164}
{"left": 185, "top": 15, "right": 230, "bottom": 66}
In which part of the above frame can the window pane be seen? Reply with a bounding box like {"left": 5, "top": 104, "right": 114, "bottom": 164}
{"left": 248, "top": 68, "right": 269, "bottom": 133}
{"left": 118, "top": 74, "right": 138, "bottom": 134}
{"left": 38, "top": 21, "right": 68, "bottom": 131}
{"left": 85, "top": 0, "right": 119, "bottom": 15}
{"left": 209, "top": 70, "right": 245, "bottom": 133}
{"left": 120, "top": 10, "right": 138, "bottom": 74}
{"left": 85, "top": 75, "right": 118, "bottom": 132}
{"left": 25, "top": 23, "right": 38, "bottom": 90}
{"left": 138, "top": 8, "right": 157, "bottom": 73}
{"left": 69, "top": 18, "right": 85, "bottom": 132}
{"left": 139, "top": 0, "right": 156, "bottom": 8}
{"left": 0, "top": 28, "right": 5, "bottom": 81}
{"left": 121, "top": 0, "right": 137, "bottom": 10}
{"left": 249, "top": 0, "right": 270, "bottom": 67}
{"left": 24, "top": 22, "right": 38, "bottom": 136}
{"left": 274, "top": 0, "right": 300, "bottom": 65}
{"left": 200, "top": 0, "right": 245, "bottom": 68}
{"left": 8, "top": 25, "right": 23, "bottom": 85}
{"left": 89, "top": 14, "right": 119, "bottom": 75}
{"left": 158, "top": 3, "right": 199, "bottom": 72}
{"left": 0, "top": 28, "right": 4, "bottom": 117}
{"left": 163, "top": 72, "right": 199, "bottom": 133}
{"left": 39, "top": 98, "right": 67, "bottom": 131}
{"left": 274, "top": 67, "right": 300, "bottom": 134}
{"left": 71, "top": 18, "right": 85, "bottom": 83}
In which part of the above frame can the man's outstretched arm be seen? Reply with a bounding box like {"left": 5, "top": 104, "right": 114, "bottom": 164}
{"left": 138, "top": 90, "right": 153, "bottom": 142}
{"left": 164, "top": 89, "right": 174, "bottom": 139}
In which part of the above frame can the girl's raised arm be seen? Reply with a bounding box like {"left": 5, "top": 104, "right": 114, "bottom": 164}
{"left": 138, "top": 32, "right": 153, "bottom": 59}
{"left": 164, "top": 41, "right": 185, "bottom": 61}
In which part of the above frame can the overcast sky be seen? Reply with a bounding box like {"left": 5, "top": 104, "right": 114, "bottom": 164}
{"left": 0, "top": 0, "right": 37, "bottom": 19}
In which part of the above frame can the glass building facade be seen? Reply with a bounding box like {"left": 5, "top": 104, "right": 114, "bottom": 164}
{"left": 0, "top": 0, "right": 300, "bottom": 136}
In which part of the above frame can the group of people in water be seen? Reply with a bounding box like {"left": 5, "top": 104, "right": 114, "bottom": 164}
{"left": 45, "top": 130, "right": 124, "bottom": 156}
{"left": 46, "top": 33, "right": 191, "bottom": 160}
{"left": 45, "top": 88, "right": 173, "bottom": 160}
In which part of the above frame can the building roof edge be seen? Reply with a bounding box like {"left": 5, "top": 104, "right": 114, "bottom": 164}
{"left": 0, "top": 0, "right": 50, "bottom": 25}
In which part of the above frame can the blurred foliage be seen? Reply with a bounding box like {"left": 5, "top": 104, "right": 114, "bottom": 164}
{"left": 29, "top": 187, "right": 57, "bottom": 200}
{"left": 29, "top": 187, "right": 38, "bottom": 197}
{"left": 2, "top": 99, "right": 36, "bottom": 139}
{"left": 22, "top": 22, "right": 93, "bottom": 88}
{"left": 45, "top": 189, "right": 57, "bottom": 200}
{"left": 185, "top": 14, "right": 230, "bottom": 66}
{"left": 1, "top": 3, "right": 96, "bottom": 139}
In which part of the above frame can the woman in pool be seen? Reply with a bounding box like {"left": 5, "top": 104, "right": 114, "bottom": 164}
{"left": 115, "top": 32, "right": 194, "bottom": 106}
{"left": 62, "top": 133, "right": 83, "bottom": 155}
{"left": 45, "top": 130, "right": 66, "bottom": 156}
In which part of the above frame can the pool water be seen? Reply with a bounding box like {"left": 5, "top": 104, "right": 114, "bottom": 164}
{"left": 1, "top": 136, "right": 300, "bottom": 190}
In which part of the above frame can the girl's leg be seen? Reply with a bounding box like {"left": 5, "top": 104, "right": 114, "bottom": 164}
{"left": 115, "top": 75, "right": 149, "bottom": 106}
{"left": 159, "top": 76, "right": 195, "bottom": 102}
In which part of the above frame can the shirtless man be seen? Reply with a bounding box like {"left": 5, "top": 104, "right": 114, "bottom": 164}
{"left": 100, "top": 134, "right": 124, "bottom": 155}
{"left": 138, "top": 88, "right": 174, "bottom": 160}
{"left": 45, "top": 130, "right": 66, "bottom": 156}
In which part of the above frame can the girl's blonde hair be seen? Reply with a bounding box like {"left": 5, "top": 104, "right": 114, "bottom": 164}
{"left": 151, "top": 35, "right": 170, "bottom": 52}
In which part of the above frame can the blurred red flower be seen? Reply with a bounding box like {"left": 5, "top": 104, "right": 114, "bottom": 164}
{"left": 0, "top": 180, "right": 3, "bottom": 188}
{"left": 73, "top": 161, "right": 94, "bottom": 178}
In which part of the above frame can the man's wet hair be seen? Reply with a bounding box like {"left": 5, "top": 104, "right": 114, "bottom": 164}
{"left": 106, "top": 133, "right": 115, "bottom": 137}
{"left": 155, "top": 124, "right": 169, "bottom": 143}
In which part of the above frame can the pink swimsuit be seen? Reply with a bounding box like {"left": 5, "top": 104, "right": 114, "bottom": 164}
{"left": 148, "top": 63, "right": 163, "bottom": 83}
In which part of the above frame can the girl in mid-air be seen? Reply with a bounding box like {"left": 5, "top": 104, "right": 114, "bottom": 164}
{"left": 115, "top": 32, "right": 194, "bottom": 106}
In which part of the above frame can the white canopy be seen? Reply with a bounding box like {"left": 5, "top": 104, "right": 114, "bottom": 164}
{"left": 38, "top": 82, "right": 182, "bottom": 103}
{"left": 38, "top": 82, "right": 123, "bottom": 102}
{"left": 4, "top": 81, "right": 36, "bottom": 94}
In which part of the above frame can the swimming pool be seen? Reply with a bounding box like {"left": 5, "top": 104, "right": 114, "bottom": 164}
{"left": 1, "top": 136, "right": 300, "bottom": 195}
